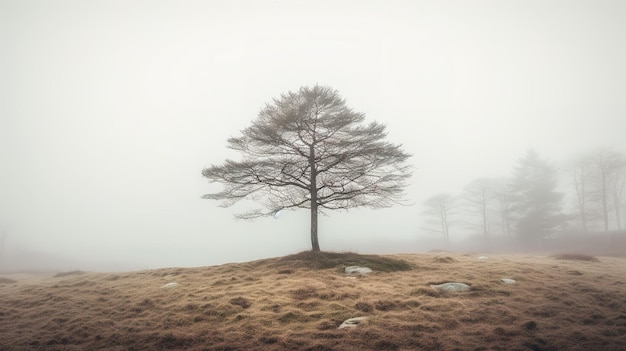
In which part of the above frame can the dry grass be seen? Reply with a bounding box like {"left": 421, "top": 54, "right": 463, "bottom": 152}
{"left": 1, "top": 252, "right": 626, "bottom": 350}
{"left": 0, "top": 278, "right": 17, "bottom": 284}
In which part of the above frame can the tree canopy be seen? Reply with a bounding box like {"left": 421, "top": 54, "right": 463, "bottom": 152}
{"left": 202, "top": 85, "right": 412, "bottom": 251}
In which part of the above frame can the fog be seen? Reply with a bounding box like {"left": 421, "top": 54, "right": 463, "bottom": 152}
{"left": 1, "top": 0, "right": 625, "bottom": 272}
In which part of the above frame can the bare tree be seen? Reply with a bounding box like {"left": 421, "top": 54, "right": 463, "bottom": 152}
{"left": 201, "top": 85, "right": 412, "bottom": 252}
{"left": 572, "top": 156, "right": 594, "bottom": 233}
{"left": 462, "top": 178, "right": 494, "bottom": 241}
{"left": 492, "top": 179, "right": 513, "bottom": 238}
{"left": 422, "top": 193, "right": 456, "bottom": 245}
{"left": 0, "top": 230, "right": 5, "bottom": 267}
{"left": 588, "top": 149, "right": 626, "bottom": 232}
{"left": 608, "top": 158, "right": 626, "bottom": 230}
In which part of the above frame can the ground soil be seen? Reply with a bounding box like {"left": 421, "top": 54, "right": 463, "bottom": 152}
{"left": 1, "top": 252, "right": 625, "bottom": 350}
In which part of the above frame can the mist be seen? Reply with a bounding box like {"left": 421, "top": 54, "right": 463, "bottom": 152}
{"left": 1, "top": 0, "right": 625, "bottom": 272}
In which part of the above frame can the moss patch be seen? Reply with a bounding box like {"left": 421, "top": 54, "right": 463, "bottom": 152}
{"left": 277, "top": 251, "right": 413, "bottom": 272}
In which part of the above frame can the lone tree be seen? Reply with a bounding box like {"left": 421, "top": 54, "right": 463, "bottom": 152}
{"left": 201, "top": 85, "right": 412, "bottom": 251}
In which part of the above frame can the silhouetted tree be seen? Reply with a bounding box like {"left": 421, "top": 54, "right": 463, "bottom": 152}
{"left": 0, "top": 230, "right": 5, "bottom": 267}
{"left": 609, "top": 163, "right": 626, "bottom": 230}
{"left": 422, "top": 193, "right": 456, "bottom": 245}
{"left": 492, "top": 178, "right": 513, "bottom": 237}
{"left": 201, "top": 85, "right": 412, "bottom": 251}
{"left": 462, "top": 178, "right": 495, "bottom": 241}
{"left": 571, "top": 155, "right": 596, "bottom": 233}
{"left": 509, "top": 150, "right": 564, "bottom": 245}
{"left": 587, "top": 148, "right": 626, "bottom": 231}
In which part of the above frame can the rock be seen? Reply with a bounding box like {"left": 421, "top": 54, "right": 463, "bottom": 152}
{"left": 500, "top": 278, "right": 516, "bottom": 284}
{"left": 430, "top": 282, "right": 471, "bottom": 292}
{"left": 338, "top": 316, "right": 368, "bottom": 329}
{"left": 478, "top": 256, "right": 489, "bottom": 259}
{"left": 160, "top": 282, "right": 179, "bottom": 289}
{"left": 345, "top": 266, "right": 372, "bottom": 274}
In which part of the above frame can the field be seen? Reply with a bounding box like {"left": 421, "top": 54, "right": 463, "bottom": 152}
{"left": 1, "top": 251, "right": 626, "bottom": 351}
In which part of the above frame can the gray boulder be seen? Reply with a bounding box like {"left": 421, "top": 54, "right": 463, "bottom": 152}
{"left": 430, "top": 282, "right": 471, "bottom": 292}
{"left": 345, "top": 266, "right": 372, "bottom": 274}
{"left": 338, "top": 316, "right": 368, "bottom": 329}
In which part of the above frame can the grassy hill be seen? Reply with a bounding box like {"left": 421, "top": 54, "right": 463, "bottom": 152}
{"left": 1, "top": 252, "right": 625, "bottom": 350}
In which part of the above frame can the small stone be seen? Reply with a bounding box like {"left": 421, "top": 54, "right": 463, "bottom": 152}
{"left": 500, "top": 278, "right": 516, "bottom": 284}
{"left": 345, "top": 266, "right": 372, "bottom": 274}
{"left": 160, "top": 282, "right": 179, "bottom": 289}
{"left": 430, "top": 282, "right": 471, "bottom": 292}
{"left": 478, "top": 256, "right": 489, "bottom": 259}
{"left": 338, "top": 316, "right": 368, "bottom": 329}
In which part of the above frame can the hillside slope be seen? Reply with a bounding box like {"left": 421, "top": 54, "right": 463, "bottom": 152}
{"left": 1, "top": 252, "right": 625, "bottom": 350}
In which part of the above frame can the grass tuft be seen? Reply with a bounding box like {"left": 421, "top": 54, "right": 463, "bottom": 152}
{"left": 354, "top": 302, "right": 373, "bottom": 313}
{"left": 292, "top": 287, "right": 318, "bottom": 300}
{"left": 409, "top": 287, "right": 439, "bottom": 297}
{"left": 228, "top": 297, "right": 251, "bottom": 309}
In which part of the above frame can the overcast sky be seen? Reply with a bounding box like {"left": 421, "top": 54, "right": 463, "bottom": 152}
{"left": 1, "top": 0, "right": 625, "bottom": 271}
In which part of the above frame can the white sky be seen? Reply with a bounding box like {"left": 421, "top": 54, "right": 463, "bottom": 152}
{"left": 1, "top": 0, "right": 625, "bottom": 271}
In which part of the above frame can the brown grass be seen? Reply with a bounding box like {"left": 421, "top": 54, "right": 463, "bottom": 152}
{"left": 1, "top": 252, "right": 626, "bottom": 350}
{"left": 0, "top": 278, "right": 17, "bottom": 284}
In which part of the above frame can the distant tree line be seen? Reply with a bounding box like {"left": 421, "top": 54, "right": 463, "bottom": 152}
{"left": 422, "top": 148, "right": 626, "bottom": 247}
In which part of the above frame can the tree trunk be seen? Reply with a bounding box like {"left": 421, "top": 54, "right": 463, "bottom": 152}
{"left": 602, "top": 177, "right": 609, "bottom": 232}
{"left": 309, "top": 145, "right": 320, "bottom": 252}
{"left": 310, "top": 202, "right": 320, "bottom": 251}
{"left": 575, "top": 171, "right": 588, "bottom": 233}
{"left": 441, "top": 205, "right": 450, "bottom": 245}
{"left": 482, "top": 202, "right": 488, "bottom": 241}
{"left": 614, "top": 196, "right": 622, "bottom": 230}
